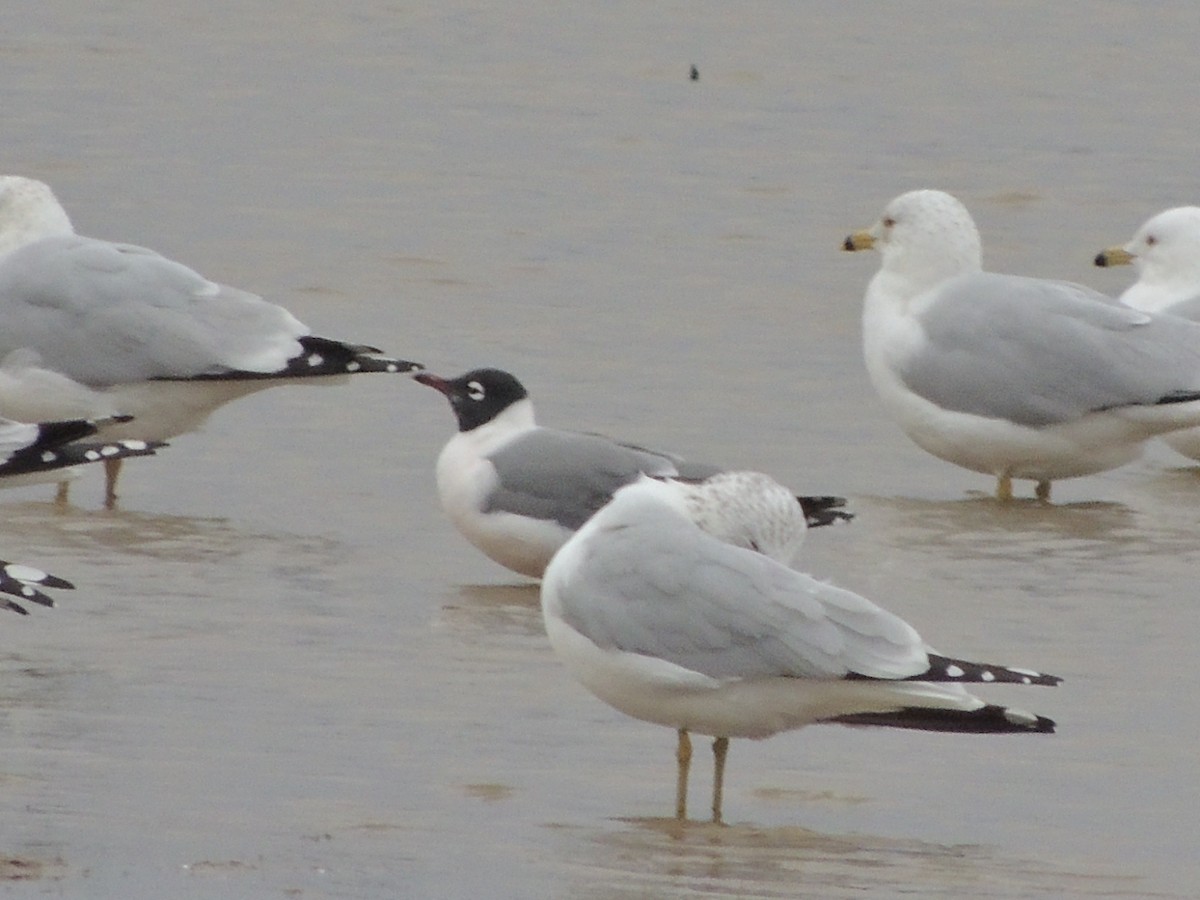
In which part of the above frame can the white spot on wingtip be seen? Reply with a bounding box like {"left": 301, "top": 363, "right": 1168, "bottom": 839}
{"left": 84, "top": 450, "right": 100, "bottom": 461}
{"left": 944, "top": 664, "right": 965, "bottom": 678}
{"left": 346, "top": 361, "right": 362, "bottom": 372}
{"left": 980, "top": 670, "right": 995, "bottom": 682}
{"left": 40, "top": 451, "right": 57, "bottom": 462}
{"left": 386, "top": 363, "right": 399, "bottom": 373}
{"left": 122, "top": 440, "right": 149, "bottom": 451}
{"left": 306, "top": 353, "right": 324, "bottom": 368}
{"left": 1004, "top": 707, "right": 1038, "bottom": 727}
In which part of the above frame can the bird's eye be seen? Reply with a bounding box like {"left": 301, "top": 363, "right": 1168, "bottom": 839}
{"left": 466, "top": 381, "right": 485, "bottom": 401}
{"left": 882, "top": 215, "right": 896, "bottom": 228}
{"left": 1146, "top": 235, "right": 1158, "bottom": 246}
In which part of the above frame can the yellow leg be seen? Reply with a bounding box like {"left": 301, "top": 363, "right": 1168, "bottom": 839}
{"left": 1035, "top": 479, "right": 1051, "bottom": 502}
{"left": 996, "top": 473, "right": 1013, "bottom": 501}
{"left": 675, "top": 729, "right": 692, "bottom": 821}
{"left": 711, "top": 737, "right": 729, "bottom": 824}
{"left": 103, "top": 458, "right": 123, "bottom": 510}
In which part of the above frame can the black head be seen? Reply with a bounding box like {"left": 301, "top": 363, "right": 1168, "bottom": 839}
{"left": 414, "top": 368, "right": 530, "bottom": 432}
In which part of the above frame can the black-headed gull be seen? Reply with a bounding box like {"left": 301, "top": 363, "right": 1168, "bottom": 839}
{"left": 414, "top": 367, "right": 851, "bottom": 578}
{"left": 541, "top": 475, "right": 1059, "bottom": 822}
{"left": 0, "top": 176, "right": 422, "bottom": 504}
{"left": 844, "top": 189, "right": 1200, "bottom": 501}
{"left": 1096, "top": 206, "right": 1200, "bottom": 461}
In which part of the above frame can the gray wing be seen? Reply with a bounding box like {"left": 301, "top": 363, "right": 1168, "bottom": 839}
{"left": 902, "top": 271, "right": 1200, "bottom": 427}
{"left": 555, "top": 508, "right": 926, "bottom": 680}
{"left": 486, "top": 429, "right": 682, "bottom": 529}
{"left": 0, "top": 234, "right": 308, "bottom": 384}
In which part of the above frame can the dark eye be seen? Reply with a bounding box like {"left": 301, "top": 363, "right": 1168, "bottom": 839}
{"left": 882, "top": 215, "right": 896, "bottom": 228}
{"left": 1146, "top": 235, "right": 1158, "bottom": 246}
{"left": 466, "top": 381, "right": 485, "bottom": 401}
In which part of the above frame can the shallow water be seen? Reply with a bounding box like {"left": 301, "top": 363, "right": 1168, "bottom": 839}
{"left": 3, "top": 2, "right": 1200, "bottom": 897}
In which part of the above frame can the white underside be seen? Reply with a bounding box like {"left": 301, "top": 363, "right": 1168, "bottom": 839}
{"left": 861, "top": 296, "right": 1200, "bottom": 483}
{"left": 542, "top": 610, "right": 981, "bottom": 740}
{"left": 434, "top": 426, "right": 567, "bottom": 579}
{"left": 0, "top": 371, "right": 348, "bottom": 442}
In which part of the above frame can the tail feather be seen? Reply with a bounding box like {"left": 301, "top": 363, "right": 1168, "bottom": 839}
{"left": 828, "top": 704, "right": 1056, "bottom": 734}
{"left": 796, "top": 494, "right": 854, "bottom": 528}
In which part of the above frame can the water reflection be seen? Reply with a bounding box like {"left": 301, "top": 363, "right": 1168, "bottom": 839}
{"left": 436, "top": 582, "right": 543, "bottom": 638}
{"left": 563, "top": 817, "right": 1158, "bottom": 900}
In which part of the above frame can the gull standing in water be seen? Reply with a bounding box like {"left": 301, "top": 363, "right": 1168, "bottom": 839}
{"left": 843, "top": 189, "right": 1200, "bottom": 500}
{"left": 0, "top": 176, "right": 422, "bottom": 505}
{"left": 415, "top": 367, "right": 850, "bottom": 578}
{"left": 1096, "top": 206, "right": 1200, "bottom": 460}
{"left": 541, "top": 475, "right": 1059, "bottom": 822}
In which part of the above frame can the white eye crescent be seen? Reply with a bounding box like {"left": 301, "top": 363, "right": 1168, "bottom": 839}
{"left": 466, "top": 381, "right": 485, "bottom": 401}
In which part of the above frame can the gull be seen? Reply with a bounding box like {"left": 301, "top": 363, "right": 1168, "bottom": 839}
{"left": 0, "top": 562, "right": 73, "bottom": 615}
{"left": 414, "top": 367, "right": 851, "bottom": 578}
{"left": 0, "top": 413, "right": 163, "bottom": 496}
{"left": 541, "top": 475, "right": 1059, "bottom": 823}
{"left": 843, "top": 189, "right": 1200, "bottom": 500}
{"left": 0, "top": 176, "right": 422, "bottom": 505}
{"left": 1096, "top": 206, "right": 1200, "bottom": 460}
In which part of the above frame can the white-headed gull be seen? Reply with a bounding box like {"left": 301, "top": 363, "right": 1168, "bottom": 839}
{"left": 0, "top": 561, "right": 73, "bottom": 615}
{"left": 541, "top": 475, "right": 1059, "bottom": 822}
{"left": 414, "top": 367, "right": 851, "bottom": 578}
{"left": 0, "top": 176, "right": 422, "bottom": 504}
{"left": 1096, "top": 206, "right": 1200, "bottom": 461}
{"left": 843, "top": 189, "right": 1200, "bottom": 501}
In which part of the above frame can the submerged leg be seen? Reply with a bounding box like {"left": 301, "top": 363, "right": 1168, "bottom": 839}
{"left": 995, "top": 473, "right": 1013, "bottom": 501}
{"left": 711, "top": 737, "right": 729, "bottom": 824}
{"left": 103, "top": 458, "right": 123, "bottom": 510}
{"left": 675, "top": 728, "right": 692, "bottom": 821}
{"left": 1035, "top": 479, "right": 1051, "bottom": 502}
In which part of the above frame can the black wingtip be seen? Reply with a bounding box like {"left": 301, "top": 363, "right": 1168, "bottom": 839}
{"left": 828, "top": 704, "right": 1056, "bottom": 734}
{"left": 915, "top": 655, "right": 1061, "bottom": 687}
{"left": 797, "top": 495, "right": 854, "bottom": 528}
{"left": 0, "top": 438, "right": 163, "bottom": 478}
{"left": 167, "top": 336, "right": 424, "bottom": 381}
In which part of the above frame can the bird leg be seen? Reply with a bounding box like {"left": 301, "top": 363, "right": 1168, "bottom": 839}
{"left": 1035, "top": 479, "right": 1051, "bottom": 502}
{"left": 54, "top": 479, "right": 70, "bottom": 506}
{"left": 711, "top": 737, "right": 729, "bottom": 824}
{"left": 675, "top": 728, "right": 692, "bottom": 820}
{"left": 995, "top": 473, "right": 1013, "bottom": 501}
{"left": 103, "top": 458, "right": 123, "bottom": 510}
